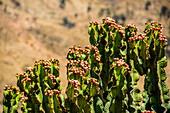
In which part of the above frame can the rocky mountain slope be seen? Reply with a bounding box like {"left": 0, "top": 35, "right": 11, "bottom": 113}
{"left": 0, "top": 0, "right": 170, "bottom": 110}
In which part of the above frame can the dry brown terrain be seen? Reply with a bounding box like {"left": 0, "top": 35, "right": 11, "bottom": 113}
{"left": 0, "top": 0, "right": 170, "bottom": 112}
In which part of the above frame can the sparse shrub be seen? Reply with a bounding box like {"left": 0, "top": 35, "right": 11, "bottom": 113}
{"left": 0, "top": 1, "right": 3, "bottom": 5}
{"left": 168, "top": 10, "right": 170, "bottom": 18}
{"left": 113, "top": 14, "right": 119, "bottom": 22}
{"left": 35, "top": 29, "right": 41, "bottom": 34}
{"left": 60, "top": 0, "right": 65, "bottom": 9}
{"left": 87, "top": 6, "right": 91, "bottom": 12}
{"left": 112, "top": 14, "right": 126, "bottom": 24}
{"left": 63, "top": 17, "right": 68, "bottom": 24}
{"left": 98, "top": 8, "right": 104, "bottom": 17}
{"left": 32, "top": 17, "right": 37, "bottom": 21}
{"left": 98, "top": 8, "right": 111, "bottom": 17}
{"left": 160, "top": 6, "right": 168, "bottom": 17}
{"left": 120, "top": 14, "right": 126, "bottom": 22}
{"left": 14, "top": 13, "right": 19, "bottom": 18}
{"left": 106, "top": 8, "right": 111, "bottom": 15}
{"left": 43, "top": 34, "right": 47, "bottom": 38}
{"left": 75, "top": 13, "right": 78, "bottom": 17}
{"left": 30, "top": 43, "right": 34, "bottom": 48}
{"left": 147, "top": 18, "right": 152, "bottom": 22}
{"left": 3, "top": 5, "right": 7, "bottom": 12}
{"left": 49, "top": 11, "right": 55, "bottom": 15}
{"left": 3, "top": 18, "right": 170, "bottom": 113}
{"left": 62, "top": 17, "right": 75, "bottom": 28}
{"left": 145, "top": 1, "right": 151, "bottom": 10}
{"left": 11, "top": 0, "right": 20, "bottom": 7}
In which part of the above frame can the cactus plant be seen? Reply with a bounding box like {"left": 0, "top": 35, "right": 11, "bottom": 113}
{"left": 139, "top": 22, "right": 169, "bottom": 113}
{"left": 3, "top": 85, "right": 21, "bottom": 113}
{"left": 88, "top": 18, "right": 169, "bottom": 112}
{"left": 3, "top": 18, "right": 170, "bottom": 113}
{"left": 15, "top": 59, "right": 65, "bottom": 112}
{"left": 65, "top": 46, "right": 100, "bottom": 112}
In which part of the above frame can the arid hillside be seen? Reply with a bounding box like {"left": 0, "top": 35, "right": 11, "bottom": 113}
{"left": 0, "top": 0, "right": 170, "bottom": 111}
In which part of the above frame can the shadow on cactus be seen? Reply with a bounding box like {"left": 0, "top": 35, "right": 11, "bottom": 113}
{"left": 3, "top": 17, "right": 170, "bottom": 113}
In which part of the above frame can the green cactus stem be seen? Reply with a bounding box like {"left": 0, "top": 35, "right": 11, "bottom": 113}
{"left": 127, "top": 21, "right": 169, "bottom": 112}
{"left": 88, "top": 17, "right": 125, "bottom": 98}
{"left": 88, "top": 18, "right": 135, "bottom": 112}
{"left": 66, "top": 46, "right": 101, "bottom": 112}
{"left": 3, "top": 85, "right": 21, "bottom": 113}
{"left": 16, "top": 59, "right": 65, "bottom": 112}
{"left": 109, "top": 58, "right": 130, "bottom": 113}
{"left": 123, "top": 24, "right": 142, "bottom": 113}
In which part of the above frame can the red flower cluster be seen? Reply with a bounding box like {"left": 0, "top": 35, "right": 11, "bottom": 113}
{"left": 68, "top": 60, "right": 90, "bottom": 77}
{"left": 34, "top": 59, "right": 59, "bottom": 69}
{"left": 47, "top": 74, "right": 56, "bottom": 80}
{"left": 114, "top": 58, "right": 130, "bottom": 73}
{"left": 45, "top": 89, "right": 60, "bottom": 96}
{"left": 21, "top": 77, "right": 31, "bottom": 83}
{"left": 91, "top": 46, "right": 100, "bottom": 61}
{"left": 108, "top": 22, "right": 125, "bottom": 37}
{"left": 3, "top": 85, "right": 20, "bottom": 95}
{"left": 126, "top": 24, "right": 139, "bottom": 32}
{"left": 89, "top": 21, "right": 99, "bottom": 25}
{"left": 47, "top": 74, "right": 57, "bottom": 85}
{"left": 142, "top": 110, "right": 155, "bottom": 113}
{"left": 88, "top": 78, "right": 100, "bottom": 86}
{"left": 16, "top": 73, "right": 32, "bottom": 83}
{"left": 68, "top": 46, "right": 90, "bottom": 57}
{"left": 128, "top": 33, "right": 147, "bottom": 43}
{"left": 144, "top": 22, "right": 167, "bottom": 46}
{"left": 3, "top": 85, "right": 12, "bottom": 92}
{"left": 87, "top": 78, "right": 100, "bottom": 95}
{"left": 103, "top": 17, "right": 116, "bottom": 25}
{"left": 20, "top": 96, "right": 28, "bottom": 102}
{"left": 26, "top": 67, "right": 33, "bottom": 72}
{"left": 69, "top": 79, "right": 81, "bottom": 98}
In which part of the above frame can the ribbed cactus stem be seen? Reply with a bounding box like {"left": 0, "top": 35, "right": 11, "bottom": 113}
{"left": 124, "top": 24, "right": 141, "bottom": 113}
{"left": 109, "top": 58, "right": 130, "bottom": 113}
{"left": 88, "top": 17, "right": 124, "bottom": 98}
{"left": 3, "top": 85, "right": 21, "bottom": 113}
{"left": 141, "top": 22, "right": 169, "bottom": 112}
{"left": 66, "top": 46, "right": 100, "bottom": 112}
{"left": 16, "top": 59, "right": 64, "bottom": 112}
